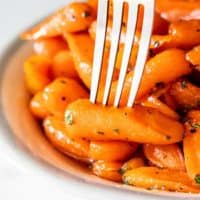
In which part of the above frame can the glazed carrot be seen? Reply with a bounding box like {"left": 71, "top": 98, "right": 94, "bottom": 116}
{"left": 87, "top": 0, "right": 98, "bottom": 14}
{"left": 169, "top": 80, "right": 200, "bottom": 111}
{"left": 186, "top": 45, "right": 200, "bottom": 66}
{"left": 123, "top": 167, "right": 200, "bottom": 193}
{"left": 141, "top": 95, "right": 179, "bottom": 120}
{"left": 143, "top": 144, "right": 185, "bottom": 171}
{"left": 52, "top": 50, "right": 79, "bottom": 79}
{"left": 120, "top": 157, "right": 145, "bottom": 174}
{"left": 89, "top": 142, "right": 138, "bottom": 162}
{"left": 30, "top": 92, "right": 49, "bottom": 119}
{"left": 65, "top": 99, "right": 184, "bottom": 144}
{"left": 97, "top": 49, "right": 191, "bottom": 105}
{"left": 64, "top": 33, "right": 119, "bottom": 89}
{"left": 169, "top": 20, "right": 200, "bottom": 48}
{"left": 21, "top": 2, "right": 95, "bottom": 40}
{"left": 156, "top": 0, "right": 200, "bottom": 22}
{"left": 43, "top": 78, "right": 88, "bottom": 117}
{"left": 24, "top": 55, "right": 52, "bottom": 94}
{"left": 43, "top": 116, "right": 90, "bottom": 159}
{"left": 92, "top": 160, "right": 122, "bottom": 182}
{"left": 184, "top": 111, "right": 200, "bottom": 182}
{"left": 33, "top": 37, "right": 68, "bottom": 58}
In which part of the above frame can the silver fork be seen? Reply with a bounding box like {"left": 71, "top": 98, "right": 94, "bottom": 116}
{"left": 90, "top": 0, "right": 155, "bottom": 107}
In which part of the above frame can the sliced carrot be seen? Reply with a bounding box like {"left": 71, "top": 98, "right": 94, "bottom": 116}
{"left": 143, "top": 144, "right": 185, "bottom": 171}
{"left": 24, "top": 55, "right": 52, "bottom": 94}
{"left": 65, "top": 99, "right": 184, "bottom": 144}
{"left": 33, "top": 37, "right": 68, "bottom": 58}
{"left": 89, "top": 141, "right": 138, "bottom": 162}
{"left": 43, "top": 78, "right": 88, "bottom": 117}
{"left": 30, "top": 92, "right": 49, "bottom": 119}
{"left": 92, "top": 160, "right": 122, "bottom": 182}
{"left": 186, "top": 45, "right": 200, "bottom": 66}
{"left": 43, "top": 116, "right": 89, "bottom": 159}
{"left": 123, "top": 167, "right": 200, "bottom": 193}
{"left": 184, "top": 111, "right": 200, "bottom": 182}
{"left": 52, "top": 50, "right": 79, "bottom": 79}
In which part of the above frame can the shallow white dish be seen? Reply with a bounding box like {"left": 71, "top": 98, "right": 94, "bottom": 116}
{"left": 0, "top": 6, "right": 200, "bottom": 200}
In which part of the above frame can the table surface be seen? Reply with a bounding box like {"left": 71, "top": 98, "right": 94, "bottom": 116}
{"left": 0, "top": 1, "right": 83, "bottom": 199}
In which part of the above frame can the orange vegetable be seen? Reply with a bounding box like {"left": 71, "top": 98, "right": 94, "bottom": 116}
{"left": 65, "top": 99, "right": 184, "bottom": 144}
{"left": 120, "top": 157, "right": 145, "bottom": 174}
{"left": 186, "top": 45, "right": 200, "bottom": 66}
{"left": 43, "top": 78, "right": 88, "bottom": 117}
{"left": 143, "top": 144, "right": 185, "bottom": 171}
{"left": 169, "top": 80, "right": 200, "bottom": 111}
{"left": 123, "top": 167, "right": 200, "bottom": 193}
{"left": 33, "top": 37, "right": 68, "bottom": 57}
{"left": 97, "top": 49, "right": 191, "bottom": 105}
{"left": 184, "top": 111, "right": 200, "bottom": 182}
{"left": 21, "top": 2, "right": 95, "bottom": 39}
{"left": 92, "top": 160, "right": 122, "bottom": 182}
{"left": 156, "top": 0, "right": 200, "bottom": 22}
{"left": 43, "top": 116, "right": 90, "bottom": 159}
{"left": 141, "top": 95, "right": 179, "bottom": 120}
{"left": 30, "top": 92, "right": 49, "bottom": 119}
{"left": 89, "top": 141, "right": 138, "bottom": 162}
{"left": 52, "top": 50, "right": 79, "bottom": 79}
{"left": 24, "top": 55, "right": 52, "bottom": 94}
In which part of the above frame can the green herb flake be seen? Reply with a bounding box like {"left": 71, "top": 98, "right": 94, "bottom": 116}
{"left": 113, "top": 128, "right": 120, "bottom": 134}
{"left": 181, "top": 80, "right": 187, "bottom": 89}
{"left": 195, "top": 174, "right": 200, "bottom": 185}
{"left": 83, "top": 10, "right": 91, "bottom": 18}
{"left": 118, "top": 168, "right": 125, "bottom": 175}
{"left": 123, "top": 178, "right": 131, "bottom": 186}
{"left": 97, "top": 131, "right": 104, "bottom": 135}
{"left": 65, "top": 110, "right": 74, "bottom": 125}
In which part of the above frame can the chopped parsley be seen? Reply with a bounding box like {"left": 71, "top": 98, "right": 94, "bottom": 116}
{"left": 97, "top": 131, "right": 104, "bottom": 135}
{"left": 195, "top": 174, "right": 200, "bottom": 185}
{"left": 83, "top": 10, "right": 91, "bottom": 18}
{"left": 65, "top": 110, "right": 74, "bottom": 125}
{"left": 113, "top": 128, "right": 120, "bottom": 134}
{"left": 191, "top": 123, "right": 200, "bottom": 129}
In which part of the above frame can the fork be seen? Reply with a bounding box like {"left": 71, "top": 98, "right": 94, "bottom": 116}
{"left": 90, "top": 0, "right": 155, "bottom": 107}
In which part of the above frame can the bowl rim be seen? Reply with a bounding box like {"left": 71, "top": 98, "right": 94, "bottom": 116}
{"left": 0, "top": 35, "right": 200, "bottom": 200}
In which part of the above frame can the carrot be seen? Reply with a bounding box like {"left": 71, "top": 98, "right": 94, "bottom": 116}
{"left": 92, "top": 160, "right": 122, "bottom": 182}
{"left": 87, "top": 0, "right": 98, "bottom": 14}
{"left": 123, "top": 167, "right": 200, "bottom": 193}
{"left": 186, "top": 45, "right": 200, "bottom": 66}
{"left": 184, "top": 111, "right": 200, "bottom": 183}
{"left": 21, "top": 2, "right": 95, "bottom": 40}
{"left": 120, "top": 157, "right": 145, "bottom": 174}
{"left": 141, "top": 95, "right": 179, "bottom": 120}
{"left": 52, "top": 50, "right": 79, "bottom": 79}
{"left": 43, "top": 78, "right": 88, "bottom": 117}
{"left": 169, "top": 80, "right": 200, "bottom": 111}
{"left": 24, "top": 55, "right": 52, "bottom": 94}
{"left": 64, "top": 33, "right": 119, "bottom": 89}
{"left": 33, "top": 37, "right": 68, "bottom": 58}
{"left": 143, "top": 144, "right": 185, "bottom": 171}
{"left": 30, "top": 92, "right": 49, "bottom": 119}
{"left": 43, "top": 116, "right": 90, "bottom": 159}
{"left": 156, "top": 0, "right": 200, "bottom": 22}
{"left": 65, "top": 99, "right": 184, "bottom": 144}
{"left": 97, "top": 49, "right": 191, "bottom": 105}
{"left": 89, "top": 141, "right": 138, "bottom": 162}
{"left": 168, "top": 20, "right": 200, "bottom": 48}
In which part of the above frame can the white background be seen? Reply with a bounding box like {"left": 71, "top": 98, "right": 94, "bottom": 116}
{"left": 0, "top": 1, "right": 84, "bottom": 199}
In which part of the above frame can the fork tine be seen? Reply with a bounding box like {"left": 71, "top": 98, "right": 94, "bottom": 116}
{"left": 90, "top": 0, "right": 109, "bottom": 103}
{"left": 114, "top": 1, "right": 139, "bottom": 107}
{"left": 103, "top": 0, "right": 124, "bottom": 106}
{"left": 127, "top": 0, "right": 155, "bottom": 107}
